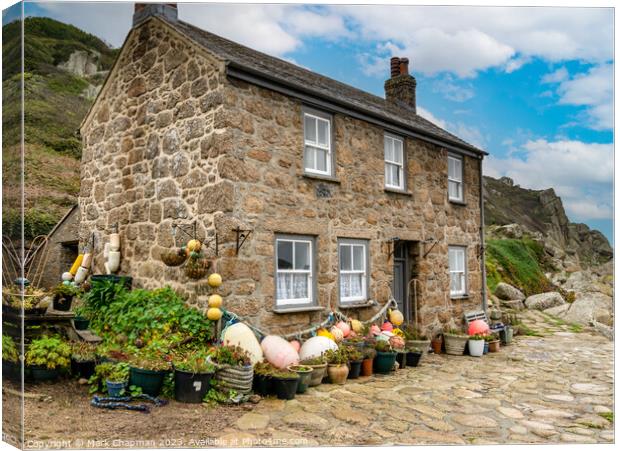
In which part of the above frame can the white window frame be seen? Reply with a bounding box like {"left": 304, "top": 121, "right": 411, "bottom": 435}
{"left": 384, "top": 134, "right": 405, "bottom": 190}
{"left": 449, "top": 246, "right": 468, "bottom": 297}
{"left": 303, "top": 111, "right": 332, "bottom": 176}
{"left": 275, "top": 236, "right": 315, "bottom": 307}
{"left": 448, "top": 154, "right": 464, "bottom": 202}
{"left": 338, "top": 239, "right": 369, "bottom": 304}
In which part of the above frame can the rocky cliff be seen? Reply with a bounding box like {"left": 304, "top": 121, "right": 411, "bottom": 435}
{"left": 484, "top": 175, "right": 612, "bottom": 270}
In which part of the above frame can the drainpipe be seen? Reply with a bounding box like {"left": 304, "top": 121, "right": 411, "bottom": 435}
{"left": 479, "top": 157, "right": 488, "bottom": 314}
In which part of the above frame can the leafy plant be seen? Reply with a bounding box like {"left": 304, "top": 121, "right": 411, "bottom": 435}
{"left": 3, "top": 286, "right": 47, "bottom": 310}
{"left": 270, "top": 367, "right": 299, "bottom": 379}
{"left": 173, "top": 350, "right": 215, "bottom": 373}
{"left": 88, "top": 362, "right": 129, "bottom": 394}
{"left": 2, "top": 335, "right": 19, "bottom": 363}
{"left": 254, "top": 361, "right": 279, "bottom": 376}
{"left": 52, "top": 283, "right": 79, "bottom": 298}
{"left": 127, "top": 346, "right": 171, "bottom": 372}
{"left": 483, "top": 333, "right": 499, "bottom": 342}
{"left": 25, "top": 336, "right": 71, "bottom": 369}
{"left": 299, "top": 356, "right": 326, "bottom": 366}
{"left": 469, "top": 334, "right": 485, "bottom": 341}
{"left": 343, "top": 345, "right": 363, "bottom": 362}
{"left": 375, "top": 340, "right": 393, "bottom": 353}
{"left": 71, "top": 342, "right": 98, "bottom": 362}
{"left": 324, "top": 347, "right": 349, "bottom": 365}
{"left": 208, "top": 345, "right": 251, "bottom": 367}
{"left": 444, "top": 328, "right": 466, "bottom": 336}
{"left": 362, "top": 347, "right": 377, "bottom": 360}
{"left": 402, "top": 323, "right": 428, "bottom": 340}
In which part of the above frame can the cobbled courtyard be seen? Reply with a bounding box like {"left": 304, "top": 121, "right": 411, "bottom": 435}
{"left": 5, "top": 309, "right": 613, "bottom": 448}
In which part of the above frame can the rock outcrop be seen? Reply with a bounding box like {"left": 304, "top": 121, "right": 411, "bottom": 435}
{"left": 525, "top": 292, "right": 565, "bottom": 310}
{"left": 494, "top": 283, "right": 525, "bottom": 301}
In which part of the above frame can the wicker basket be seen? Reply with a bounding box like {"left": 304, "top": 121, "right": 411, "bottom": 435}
{"left": 214, "top": 364, "right": 254, "bottom": 395}
{"left": 444, "top": 334, "right": 468, "bottom": 356}
{"left": 161, "top": 248, "right": 187, "bottom": 267}
{"left": 184, "top": 258, "right": 210, "bottom": 279}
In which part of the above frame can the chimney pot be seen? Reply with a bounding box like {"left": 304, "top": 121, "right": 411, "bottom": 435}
{"left": 390, "top": 57, "right": 400, "bottom": 78}
{"left": 384, "top": 56, "right": 417, "bottom": 112}
{"left": 399, "top": 57, "right": 409, "bottom": 75}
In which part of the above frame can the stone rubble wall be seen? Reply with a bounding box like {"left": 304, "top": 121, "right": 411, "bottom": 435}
{"left": 79, "top": 18, "right": 483, "bottom": 336}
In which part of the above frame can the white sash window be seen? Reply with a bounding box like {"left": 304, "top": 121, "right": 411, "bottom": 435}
{"left": 448, "top": 154, "right": 463, "bottom": 202}
{"left": 276, "top": 236, "right": 314, "bottom": 306}
{"left": 449, "top": 246, "right": 467, "bottom": 297}
{"left": 339, "top": 239, "right": 369, "bottom": 303}
{"left": 384, "top": 134, "right": 405, "bottom": 190}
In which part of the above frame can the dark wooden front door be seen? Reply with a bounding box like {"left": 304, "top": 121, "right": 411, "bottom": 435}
{"left": 392, "top": 241, "right": 409, "bottom": 320}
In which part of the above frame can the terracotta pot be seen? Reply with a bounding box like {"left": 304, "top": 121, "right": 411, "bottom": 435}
{"left": 488, "top": 340, "right": 500, "bottom": 352}
{"left": 327, "top": 364, "right": 349, "bottom": 385}
{"left": 361, "top": 358, "right": 373, "bottom": 377}
{"left": 431, "top": 337, "right": 443, "bottom": 354}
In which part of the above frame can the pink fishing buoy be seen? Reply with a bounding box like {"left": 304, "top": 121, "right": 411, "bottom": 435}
{"left": 381, "top": 321, "right": 394, "bottom": 332}
{"left": 289, "top": 340, "right": 301, "bottom": 352}
{"left": 468, "top": 319, "right": 490, "bottom": 336}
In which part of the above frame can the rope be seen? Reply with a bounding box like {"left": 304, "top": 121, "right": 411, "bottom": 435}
{"left": 90, "top": 394, "right": 168, "bottom": 413}
{"left": 219, "top": 295, "right": 399, "bottom": 342}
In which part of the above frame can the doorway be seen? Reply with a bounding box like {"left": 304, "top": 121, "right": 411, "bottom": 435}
{"left": 392, "top": 240, "right": 420, "bottom": 323}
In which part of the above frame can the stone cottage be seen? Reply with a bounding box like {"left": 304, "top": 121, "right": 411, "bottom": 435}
{"left": 78, "top": 3, "right": 488, "bottom": 335}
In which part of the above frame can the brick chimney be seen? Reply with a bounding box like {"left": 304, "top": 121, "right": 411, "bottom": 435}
{"left": 384, "top": 57, "right": 417, "bottom": 112}
{"left": 133, "top": 3, "right": 178, "bottom": 26}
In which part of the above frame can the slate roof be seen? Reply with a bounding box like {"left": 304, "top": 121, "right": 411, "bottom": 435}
{"left": 167, "top": 18, "right": 486, "bottom": 156}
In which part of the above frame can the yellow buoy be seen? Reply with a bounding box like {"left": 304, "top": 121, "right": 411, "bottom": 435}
{"left": 208, "top": 294, "right": 223, "bottom": 308}
{"left": 69, "top": 254, "right": 84, "bottom": 275}
{"left": 317, "top": 328, "right": 335, "bottom": 341}
{"left": 207, "top": 307, "right": 222, "bottom": 321}
{"left": 389, "top": 309, "right": 404, "bottom": 326}
{"left": 351, "top": 319, "right": 363, "bottom": 334}
{"left": 207, "top": 273, "right": 222, "bottom": 287}
{"left": 186, "top": 239, "right": 202, "bottom": 252}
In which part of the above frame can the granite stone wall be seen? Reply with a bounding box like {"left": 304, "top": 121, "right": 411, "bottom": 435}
{"left": 79, "top": 18, "right": 483, "bottom": 336}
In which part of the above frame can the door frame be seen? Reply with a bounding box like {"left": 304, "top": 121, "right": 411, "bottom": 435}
{"left": 392, "top": 241, "right": 411, "bottom": 322}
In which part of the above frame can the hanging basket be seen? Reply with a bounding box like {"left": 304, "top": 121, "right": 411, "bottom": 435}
{"left": 184, "top": 258, "right": 210, "bottom": 280}
{"left": 214, "top": 364, "right": 254, "bottom": 395}
{"left": 161, "top": 248, "right": 188, "bottom": 267}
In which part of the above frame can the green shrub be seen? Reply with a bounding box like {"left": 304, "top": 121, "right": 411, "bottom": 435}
{"left": 2, "top": 335, "right": 19, "bottom": 363}
{"left": 25, "top": 336, "right": 71, "bottom": 369}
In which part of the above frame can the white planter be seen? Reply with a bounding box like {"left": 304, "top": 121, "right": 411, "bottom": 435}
{"left": 109, "top": 233, "right": 120, "bottom": 251}
{"left": 106, "top": 251, "right": 121, "bottom": 273}
{"left": 468, "top": 339, "right": 485, "bottom": 357}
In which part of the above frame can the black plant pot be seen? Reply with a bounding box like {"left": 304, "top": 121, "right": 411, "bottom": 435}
{"left": 30, "top": 366, "right": 59, "bottom": 382}
{"left": 252, "top": 374, "right": 273, "bottom": 396}
{"left": 129, "top": 367, "right": 167, "bottom": 396}
{"left": 73, "top": 316, "right": 90, "bottom": 330}
{"left": 348, "top": 360, "right": 362, "bottom": 379}
{"left": 406, "top": 351, "right": 422, "bottom": 367}
{"left": 174, "top": 369, "right": 213, "bottom": 403}
{"left": 53, "top": 295, "right": 73, "bottom": 311}
{"left": 273, "top": 377, "right": 298, "bottom": 400}
{"left": 396, "top": 352, "right": 407, "bottom": 369}
{"left": 71, "top": 359, "right": 96, "bottom": 379}
{"left": 2, "top": 359, "right": 21, "bottom": 382}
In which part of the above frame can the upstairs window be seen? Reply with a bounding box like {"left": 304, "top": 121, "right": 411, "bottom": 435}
{"left": 339, "top": 239, "right": 369, "bottom": 303}
{"left": 304, "top": 110, "right": 332, "bottom": 176}
{"left": 275, "top": 235, "right": 315, "bottom": 307}
{"left": 448, "top": 154, "right": 463, "bottom": 202}
{"left": 384, "top": 134, "right": 405, "bottom": 190}
{"left": 449, "top": 246, "right": 467, "bottom": 297}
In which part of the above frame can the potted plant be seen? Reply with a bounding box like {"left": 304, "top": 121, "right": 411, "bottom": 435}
{"left": 390, "top": 335, "right": 407, "bottom": 369}
{"left": 3, "top": 286, "right": 48, "bottom": 315}
{"left": 324, "top": 347, "right": 349, "bottom": 384}
{"left": 373, "top": 340, "right": 397, "bottom": 374}
{"left": 287, "top": 364, "right": 313, "bottom": 393}
{"left": 500, "top": 325, "right": 514, "bottom": 345}
{"left": 72, "top": 300, "right": 90, "bottom": 330}
{"left": 402, "top": 323, "right": 431, "bottom": 358}
{"left": 487, "top": 333, "right": 501, "bottom": 352}
{"left": 209, "top": 345, "right": 254, "bottom": 396}
{"left": 253, "top": 361, "right": 276, "bottom": 396}
{"left": 105, "top": 363, "right": 130, "bottom": 397}
{"left": 468, "top": 334, "right": 485, "bottom": 357}
{"left": 128, "top": 349, "right": 171, "bottom": 396}
{"left": 2, "top": 334, "right": 21, "bottom": 381}
{"left": 299, "top": 356, "right": 327, "bottom": 387}
{"left": 25, "top": 336, "right": 71, "bottom": 381}
{"left": 52, "top": 283, "right": 79, "bottom": 311}
{"left": 405, "top": 345, "right": 423, "bottom": 367}
{"left": 71, "top": 342, "right": 98, "bottom": 379}
{"left": 172, "top": 350, "right": 215, "bottom": 403}
{"left": 271, "top": 367, "right": 299, "bottom": 399}
{"left": 431, "top": 333, "right": 443, "bottom": 354}
{"left": 443, "top": 328, "right": 469, "bottom": 356}
{"left": 361, "top": 347, "right": 376, "bottom": 376}
{"left": 344, "top": 346, "right": 363, "bottom": 379}
{"left": 342, "top": 335, "right": 365, "bottom": 349}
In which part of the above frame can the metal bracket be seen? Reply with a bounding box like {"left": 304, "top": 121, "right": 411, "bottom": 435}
{"left": 422, "top": 238, "right": 438, "bottom": 259}
{"left": 171, "top": 221, "right": 219, "bottom": 257}
{"left": 235, "top": 227, "right": 253, "bottom": 256}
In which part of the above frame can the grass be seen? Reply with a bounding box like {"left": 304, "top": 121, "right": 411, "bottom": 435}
{"left": 598, "top": 412, "right": 613, "bottom": 423}
{"left": 486, "top": 238, "right": 555, "bottom": 296}
{"left": 516, "top": 323, "right": 544, "bottom": 337}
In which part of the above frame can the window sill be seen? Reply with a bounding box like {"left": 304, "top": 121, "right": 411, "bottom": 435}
{"left": 384, "top": 187, "right": 412, "bottom": 196}
{"left": 450, "top": 294, "right": 470, "bottom": 300}
{"left": 272, "top": 305, "right": 325, "bottom": 314}
{"left": 339, "top": 300, "right": 377, "bottom": 309}
{"left": 449, "top": 199, "right": 467, "bottom": 206}
{"left": 302, "top": 173, "right": 341, "bottom": 184}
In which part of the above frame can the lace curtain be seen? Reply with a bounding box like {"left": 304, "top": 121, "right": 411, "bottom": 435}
{"left": 277, "top": 273, "right": 309, "bottom": 301}
{"left": 340, "top": 273, "right": 363, "bottom": 299}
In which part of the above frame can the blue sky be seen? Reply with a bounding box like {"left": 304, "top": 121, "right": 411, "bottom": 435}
{"left": 3, "top": 1, "right": 614, "bottom": 242}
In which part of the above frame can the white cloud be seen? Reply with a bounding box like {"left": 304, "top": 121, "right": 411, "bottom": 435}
{"left": 418, "top": 106, "right": 486, "bottom": 149}
{"left": 484, "top": 139, "right": 613, "bottom": 222}
{"left": 432, "top": 76, "right": 475, "bottom": 102}
{"left": 541, "top": 67, "right": 569, "bottom": 84}
{"left": 504, "top": 55, "right": 531, "bottom": 74}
